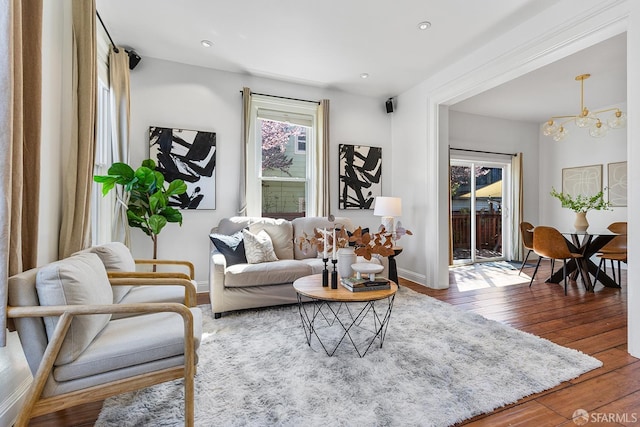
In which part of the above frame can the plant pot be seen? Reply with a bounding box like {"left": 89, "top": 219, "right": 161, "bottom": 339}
{"left": 337, "top": 247, "right": 357, "bottom": 278}
{"left": 574, "top": 211, "right": 589, "bottom": 232}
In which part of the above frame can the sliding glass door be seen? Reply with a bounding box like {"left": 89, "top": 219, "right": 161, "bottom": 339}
{"left": 450, "top": 159, "right": 508, "bottom": 265}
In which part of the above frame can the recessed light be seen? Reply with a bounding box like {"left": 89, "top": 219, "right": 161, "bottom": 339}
{"left": 201, "top": 40, "right": 213, "bottom": 48}
{"left": 360, "top": 73, "right": 369, "bottom": 79}
{"left": 417, "top": 21, "right": 431, "bottom": 30}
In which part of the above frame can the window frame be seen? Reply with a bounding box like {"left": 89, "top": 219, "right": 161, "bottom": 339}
{"left": 246, "top": 95, "right": 318, "bottom": 217}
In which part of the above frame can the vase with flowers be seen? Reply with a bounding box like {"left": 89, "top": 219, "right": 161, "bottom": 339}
{"left": 550, "top": 187, "right": 611, "bottom": 231}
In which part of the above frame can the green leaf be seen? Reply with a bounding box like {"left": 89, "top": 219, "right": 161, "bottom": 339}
{"left": 108, "top": 162, "right": 135, "bottom": 180}
{"left": 149, "top": 191, "right": 165, "bottom": 213}
{"left": 141, "top": 158, "right": 156, "bottom": 170}
{"left": 166, "top": 179, "right": 188, "bottom": 196}
{"left": 148, "top": 214, "right": 167, "bottom": 235}
{"left": 93, "top": 176, "right": 117, "bottom": 195}
{"left": 154, "top": 171, "right": 165, "bottom": 189}
{"left": 135, "top": 167, "right": 156, "bottom": 190}
{"left": 162, "top": 206, "right": 183, "bottom": 224}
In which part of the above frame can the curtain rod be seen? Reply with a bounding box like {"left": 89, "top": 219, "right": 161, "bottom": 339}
{"left": 449, "top": 147, "right": 516, "bottom": 157}
{"left": 96, "top": 11, "right": 119, "bottom": 53}
{"left": 240, "top": 90, "right": 320, "bottom": 105}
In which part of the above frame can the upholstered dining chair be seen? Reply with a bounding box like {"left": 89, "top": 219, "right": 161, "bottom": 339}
{"left": 518, "top": 221, "right": 535, "bottom": 275}
{"left": 594, "top": 222, "right": 627, "bottom": 287}
{"left": 529, "top": 226, "right": 584, "bottom": 295}
{"left": 7, "top": 253, "right": 202, "bottom": 426}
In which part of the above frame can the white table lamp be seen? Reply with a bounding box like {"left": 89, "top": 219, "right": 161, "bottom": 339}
{"left": 373, "top": 196, "right": 402, "bottom": 234}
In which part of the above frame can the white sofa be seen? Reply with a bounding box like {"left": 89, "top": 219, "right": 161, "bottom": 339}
{"left": 209, "top": 216, "right": 386, "bottom": 318}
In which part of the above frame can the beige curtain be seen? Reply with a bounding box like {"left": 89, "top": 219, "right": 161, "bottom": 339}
{"left": 315, "top": 99, "right": 330, "bottom": 217}
{"left": 448, "top": 150, "right": 453, "bottom": 265}
{"left": 0, "top": 0, "right": 43, "bottom": 346}
{"left": 511, "top": 152, "right": 524, "bottom": 261}
{"left": 109, "top": 47, "right": 131, "bottom": 245}
{"left": 239, "top": 87, "right": 251, "bottom": 216}
{"left": 59, "top": 0, "right": 97, "bottom": 258}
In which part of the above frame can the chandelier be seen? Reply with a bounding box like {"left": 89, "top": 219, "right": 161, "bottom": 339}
{"left": 543, "top": 73, "right": 626, "bottom": 141}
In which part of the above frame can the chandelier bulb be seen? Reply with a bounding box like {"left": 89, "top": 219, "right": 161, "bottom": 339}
{"left": 608, "top": 110, "right": 627, "bottom": 129}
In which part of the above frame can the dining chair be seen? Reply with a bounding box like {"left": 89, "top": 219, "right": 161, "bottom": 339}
{"left": 594, "top": 222, "right": 627, "bottom": 287}
{"left": 530, "top": 226, "right": 584, "bottom": 295}
{"left": 518, "top": 221, "right": 535, "bottom": 275}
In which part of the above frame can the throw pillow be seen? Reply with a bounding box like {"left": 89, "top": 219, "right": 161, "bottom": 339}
{"left": 242, "top": 229, "right": 279, "bottom": 264}
{"left": 36, "top": 253, "right": 113, "bottom": 365}
{"left": 210, "top": 231, "right": 247, "bottom": 266}
{"left": 87, "top": 242, "right": 135, "bottom": 303}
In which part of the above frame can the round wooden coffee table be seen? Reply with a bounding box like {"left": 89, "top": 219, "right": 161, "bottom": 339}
{"left": 293, "top": 274, "right": 397, "bottom": 357}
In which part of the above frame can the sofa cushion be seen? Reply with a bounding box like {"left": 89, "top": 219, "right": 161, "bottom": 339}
{"left": 36, "top": 253, "right": 113, "bottom": 365}
{"left": 248, "top": 218, "right": 294, "bottom": 260}
{"left": 224, "top": 260, "right": 313, "bottom": 287}
{"left": 84, "top": 242, "right": 135, "bottom": 303}
{"left": 243, "top": 229, "right": 279, "bottom": 264}
{"left": 210, "top": 231, "right": 247, "bottom": 266}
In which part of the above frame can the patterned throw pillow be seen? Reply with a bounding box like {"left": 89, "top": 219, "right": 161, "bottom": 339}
{"left": 242, "top": 229, "right": 279, "bottom": 264}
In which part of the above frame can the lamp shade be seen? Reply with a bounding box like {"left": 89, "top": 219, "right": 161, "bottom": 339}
{"left": 373, "top": 197, "right": 402, "bottom": 217}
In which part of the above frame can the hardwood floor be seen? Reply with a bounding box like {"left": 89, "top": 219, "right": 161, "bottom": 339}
{"left": 30, "top": 261, "right": 636, "bottom": 426}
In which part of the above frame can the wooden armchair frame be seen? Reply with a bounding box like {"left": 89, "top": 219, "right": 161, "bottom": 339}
{"left": 134, "top": 259, "right": 195, "bottom": 278}
{"left": 108, "top": 275, "right": 198, "bottom": 307}
{"left": 7, "top": 277, "right": 198, "bottom": 427}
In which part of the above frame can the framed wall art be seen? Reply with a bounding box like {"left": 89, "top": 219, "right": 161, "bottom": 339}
{"left": 607, "top": 161, "right": 627, "bottom": 207}
{"left": 338, "top": 144, "right": 382, "bottom": 210}
{"left": 149, "top": 126, "right": 216, "bottom": 209}
{"left": 561, "top": 164, "right": 602, "bottom": 197}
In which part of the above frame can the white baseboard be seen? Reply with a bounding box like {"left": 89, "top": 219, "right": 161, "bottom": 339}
{"left": 196, "top": 280, "right": 209, "bottom": 294}
{"left": 398, "top": 268, "right": 428, "bottom": 287}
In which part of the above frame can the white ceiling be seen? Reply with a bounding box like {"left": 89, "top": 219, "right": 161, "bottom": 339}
{"left": 95, "top": 0, "right": 627, "bottom": 123}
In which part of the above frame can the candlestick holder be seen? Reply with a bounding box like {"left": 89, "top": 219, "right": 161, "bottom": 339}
{"left": 322, "top": 258, "right": 329, "bottom": 287}
{"left": 331, "top": 259, "right": 338, "bottom": 289}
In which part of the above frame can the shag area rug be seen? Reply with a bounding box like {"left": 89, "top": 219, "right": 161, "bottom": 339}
{"left": 96, "top": 286, "right": 601, "bottom": 427}
{"left": 450, "top": 260, "right": 532, "bottom": 291}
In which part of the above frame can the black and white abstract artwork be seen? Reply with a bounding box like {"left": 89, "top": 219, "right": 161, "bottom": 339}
{"left": 149, "top": 126, "right": 216, "bottom": 209}
{"left": 339, "top": 144, "right": 382, "bottom": 210}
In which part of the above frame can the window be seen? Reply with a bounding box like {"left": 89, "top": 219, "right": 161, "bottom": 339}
{"left": 246, "top": 95, "right": 318, "bottom": 219}
{"left": 91, "top": 22, "right": 115, "bottom": 245}
{"left": 91, "top": 80, "right": 114, "bottom": 245}
{"left": 295, "top": 131, "right": 306, "bottom": 154}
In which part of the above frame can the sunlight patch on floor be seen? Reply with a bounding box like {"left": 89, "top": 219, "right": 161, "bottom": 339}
{"left": 450, "top": 261, "right": 531, "bottom": 292}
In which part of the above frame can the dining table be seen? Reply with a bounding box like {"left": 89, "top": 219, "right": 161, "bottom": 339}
{"left": 546, "top": 229, "right": 621, "bottom": 292}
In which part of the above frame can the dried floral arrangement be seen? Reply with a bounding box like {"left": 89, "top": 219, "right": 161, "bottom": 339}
{"left": 297, "top": 225, "right": 412, "bottom": 260}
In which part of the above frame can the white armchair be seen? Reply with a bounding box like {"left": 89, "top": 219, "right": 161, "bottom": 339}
{"left": 7, "top": 253, "right": 201, "bottom": 426}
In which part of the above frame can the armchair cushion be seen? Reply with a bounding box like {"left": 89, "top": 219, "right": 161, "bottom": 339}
{"left": 53, "top": 308, "right": 202, "bottom": 382}
{"left": 85, "top": 242, "right": 135, "bottom": 303}
{"left": 209, "top": 231, "right": 247, "bottom": 266}
{"left": 36, "top": 253, "right": 113, "bottom": 365}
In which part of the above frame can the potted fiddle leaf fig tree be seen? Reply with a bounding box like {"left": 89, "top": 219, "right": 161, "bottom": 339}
{"left": 94, "top": 159, "right": 188, "bottom": 259}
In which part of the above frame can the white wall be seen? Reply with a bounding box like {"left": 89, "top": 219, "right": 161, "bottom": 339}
{"left": 538, "top": 103, "right": 628, "bottom": 231}
{"left": 393, "top": 0, "right": 638, "bottom": 356}
{"left": 129, "top": 58, "right": 392, "bottom": 289}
